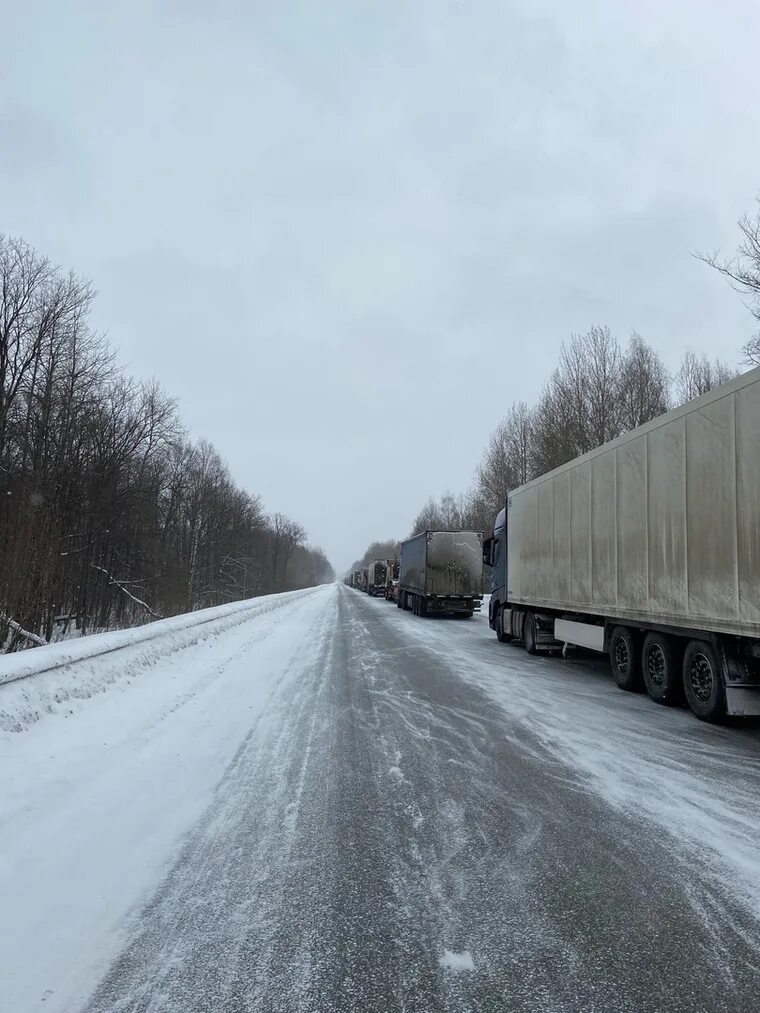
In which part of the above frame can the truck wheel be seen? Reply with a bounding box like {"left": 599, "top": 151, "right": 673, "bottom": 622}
{"left": 496, "top": 607, "right": 512, "bottom": 643}
{"left": 642, "top": 632, "right": 682, "bottom": 705}
{"left": 609, "top": 626, "right": 643, "bottom": 692}
{"left": 523, "top": 612, "right": 538, "bottom": 655}
{"left": 419, "top": 598, "right": 427, "bottom": 618}
{"left": 682, "top": 640, "right": 726, "bottom": 722}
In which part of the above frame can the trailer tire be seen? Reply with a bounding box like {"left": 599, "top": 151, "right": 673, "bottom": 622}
{"left": 642, "top": 632, "right": 682, "bottom": 705}
{"left": 523, "top": 612, "right": 538, "bottom": 655}
{"left": 682, "top": 640, "right": 726, "bottom": 722}
{"left": 609, "top": 626, "right": 643, "bottom": 692}
{"left": 419, "top": 598, "right": 427, "bottom": 618}
{"left": 496, "top": 607, "right": 512, "bottom": 643}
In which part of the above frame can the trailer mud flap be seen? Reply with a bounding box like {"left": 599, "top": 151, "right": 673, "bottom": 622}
{"left": 725, "top": 686, "right": 760, "bottom": 717}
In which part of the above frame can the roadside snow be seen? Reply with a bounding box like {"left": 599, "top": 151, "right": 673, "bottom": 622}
{"left": 0, "top": 590, "right": 313, "bottom": 732}
{"left": 0, "top": 584, "right": 333, "bottom": 1013}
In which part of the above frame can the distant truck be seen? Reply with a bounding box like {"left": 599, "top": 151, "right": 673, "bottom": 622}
{"left": 399, "top": 530, "right": 483, "bottom": 617}
{"left": 483, "top": 367, "right": 760, "bottom": 722}
{"left": 367, "top": 560, "right": 388, "bottom": 596}
{"left": 385, "top": 560, "right": 400, "bottom": 601}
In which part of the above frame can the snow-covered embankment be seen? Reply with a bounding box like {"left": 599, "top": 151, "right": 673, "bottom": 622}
{"left": 0, "top": 583, "right": 333, "bottom": 1013}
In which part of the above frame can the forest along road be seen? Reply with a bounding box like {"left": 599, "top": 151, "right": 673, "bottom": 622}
{"left": 6, "top": 584, "right": 760, "bottom": 1013}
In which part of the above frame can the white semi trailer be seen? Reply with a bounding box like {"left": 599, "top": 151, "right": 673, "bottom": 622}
{"left": 483, "top": 367, "right": 760, "bottom": 721}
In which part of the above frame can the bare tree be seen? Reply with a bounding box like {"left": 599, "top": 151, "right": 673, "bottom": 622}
{"left": 409, "top": 492, "right": 469, "bottom": 535}
{"left": 409, "top": 498, "right": 443, "bottom": 535}
{"left": 269, "top": 513, "right": 306, "bottom": 586}
{"left": 0, "top": 235, "right": 331, "bottom": 650}
{"left": 741, "top": 333, "right": 760, "bottom": 365}
{"left": 618, "top": 333, "right": 670, "bottom": 430}
{"left": 355, "top": 539, "right": 401, "bottom": 568}
{"left": 674, "top": 350, "right": 736, "bottom": 405}
{"left": 531, "top": 326, "right": 624, "bottom": 474}
{"left": 473, "top": 401, "right": 534, "bottom": 521}
{"left": 698, "top": 196, "right": 760, "bottom": 334}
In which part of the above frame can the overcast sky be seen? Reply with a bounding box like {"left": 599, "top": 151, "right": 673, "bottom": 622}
{"left": 2, "top": 0, "right": 760, "bottom": 574}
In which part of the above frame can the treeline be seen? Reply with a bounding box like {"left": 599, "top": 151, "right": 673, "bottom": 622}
{"left": 350, "top": 539, "right": 402, "bottom": 573}
{"left": 353, "top": 196, "right": 760, "bottom": 569}
{"left": 413, "top": 331, "right": 738, "bottom": 540}
{"left": 0, "top": 236, "right": 333, "bottom": 651}
{"left": 352, "top": 332, "right": 737, "bottom": 572}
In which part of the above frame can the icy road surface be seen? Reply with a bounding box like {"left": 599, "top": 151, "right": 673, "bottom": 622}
{"left": 3, "top": 584, "right": 760, "bottom": 1012}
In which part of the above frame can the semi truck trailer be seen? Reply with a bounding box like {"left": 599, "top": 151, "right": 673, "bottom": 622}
{"left": 367, "top": 560, "right": 388, "bottom": 596}
{"left": 483, "top": 367, "right": 760, "bottom": 722}
{"left": 399, "top": 530, "right": 483, "bottom": 617}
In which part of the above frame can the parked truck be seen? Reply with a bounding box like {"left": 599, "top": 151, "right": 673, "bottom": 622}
{"left": 483, "top": 367, "right": 760, "bottom": 722}
{"left": 399, "top": 530, "right": 483, "bottom": 617}
{"left": 385, "top": 560, "right": 400, "bottom": 601}
{"left": 367, "top": 560, "right": 388, "bottom": 596}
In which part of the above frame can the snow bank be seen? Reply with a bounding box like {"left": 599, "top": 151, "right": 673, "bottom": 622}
{"left": 0, "top": 584, "right": 334, "bottom": 1013}
{"left": 0, "top": 592, "right": 310, "bottom": 687}
{"left": 0, "top": 589, "right": 314, "bottom": 732}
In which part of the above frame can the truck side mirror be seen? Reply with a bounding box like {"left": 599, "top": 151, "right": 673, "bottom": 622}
{"left": 482, "top": 537, "right": 494, "bottom": 566}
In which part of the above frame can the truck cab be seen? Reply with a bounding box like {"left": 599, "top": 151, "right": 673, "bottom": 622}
{"left": 482, "top": 505, "right": 508, "bottom": 639}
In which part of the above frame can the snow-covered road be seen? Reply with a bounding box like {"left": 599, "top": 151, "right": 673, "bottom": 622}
{"left": 3, "top": 583, "right": 760, "bottom": 1012}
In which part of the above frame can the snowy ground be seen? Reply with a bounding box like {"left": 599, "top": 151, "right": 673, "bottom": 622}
{"left": 0, "top": 588, "right": 327, "bottom": 1013}
{"left": 3, "top": 583, "right": 760, "bottom": 1012}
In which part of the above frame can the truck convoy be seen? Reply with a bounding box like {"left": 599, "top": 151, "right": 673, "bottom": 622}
{"left": 483, "top": 366, "right": 760, "bottom": 722}
{"left": 398, "top": 530, "right": 483, "bottom": 617}
{"left": 366, "top": 560, "right": 388, "bottom": 596}
{"left": 347, "top": 559, "right": 401, "bottom": 598}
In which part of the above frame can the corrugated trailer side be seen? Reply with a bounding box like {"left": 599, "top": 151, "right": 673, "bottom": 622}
{"left": 508, "top": 366, "right": 760, "bottom": 639}
{"left": 498, "top": 366, "right": 760, "bottom": 720}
